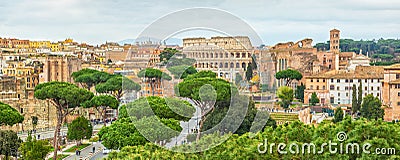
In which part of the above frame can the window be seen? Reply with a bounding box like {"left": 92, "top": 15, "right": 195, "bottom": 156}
{"left": 371, "top": 87, "right": 373, "bottom": 91}
{"left": 398, "top": 92, "right": 400, "bottom": 96}
{"left": 365, "top": 87, "right": 367, "bottom": 90}
{"left": 377, "top": 87, "right": 380, "bottom": 90}
{"left": 331, "top": 79, "right": 334, "bottom": 83}
{"left": 311, "top": 79, "right": 313, "bottom": 82}
{"left": 316, "top": 86, "right": 319, "bottom": 90}
{"left": 337, "top": 79, "right": 340, "bottom": 83}
{"left": 337, "top": 86, "right": 340, "bottom": 90}
{"left": 377, "top": 93, "right": 380, "bottom": 97}
{"left": 350, "top": 79, "right": 353, "bottom": 83}
{"left": 397, "top": 101, "right": 400, "bottom": 106}
{"left": 338, "top": 93, "right": 340, "bottom": 96}
{"left": 323, "top": 86, "right": 326, "bottom": 90}
{"left": 346, "top": 93, "right": 349, "bottom": 97}
{"left": 345, "top": 86, "right": 348, "bottom": 90}
{"left": 330, "top": 85, "right": 335, "bottom": 90}
{"left": 365, "top": 79, "right": 367, "bottom": 83}
{"left": 310, "top": 85, "right": 313, "bottom": 90}
{"left": 397, "top": 74, "right": 400, "bottom": 79}
{"left": 20, "top": 108, "right": 23, "bottom": 114}
{"left": 345, "top": 79, "right": 349, "bottom": 83}
{"left": 317, "top": 79, "right": 320, "bottom": 82}
{"left": 330, "top": 97, "right": 334, "bottom": 103}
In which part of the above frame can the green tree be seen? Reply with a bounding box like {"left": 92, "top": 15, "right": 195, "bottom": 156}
{"left": 361, "top": 94, "right": 384, "bottom": 120}
{"left": 295, "top": 83, "right": 305, "bottom": 102}
{"left": 118, "top": 105, "right": 129, "bottom": 119}
{"left": 333, "top": 107, "right": 344, "bottom": 123}
{"left": 235, "top": 73, "right": 243, "bottom": 85}
{"left": 177, "top": 73, "right": 233, "bottom": 140}
{"left": 275, "top": 69, "right": 303, "bottom": 86}
{"left": 71, "top": 68, "right": 112, "bottom": 90}
{"left": 185, "top": 70, "right": 216, "bottom": 80}
{"left": 159, "top": 48, "right": 179, "bottom": 62}
{"left": 358, "top": 81, "right": 363, "bottom": 112}
{"left": 0, "top": 102, "right": 24, "bottom": 126}
{"left": 352, "top": 84, "right": 359, "bottom": 114}
{"left": 310, "top": 92, "right": 320, "bottom": 106}
{"left": 137, "top": 68, "right": 172, "bottom": 96}
{"left": 82, "top": 95, "right": 119, "bottom": 127}
{"left": 277, "top": 86, "right": 294, "bottom": 108}
{"left": 0, "top": 130, "right": 22, "bottom": 159}
{"left": 167, "top": 65, "right": 197, "bottom": 79}
{"left": 67, "top": 116, "right": 93, "bottom": 145}
{"left": 31, "top": 116, "right": 38, "bottom": 131}
{"left": 19, "top": 134, "right": 52, "bottom": 160}
{"left": 245, "top": 64, "right": 253, "bottom": 81}
{"left": 34, "top": 82, "right": 93, "bottom": 160}
{"left": 96, "top": 75, "right": 141, "bottom": 101}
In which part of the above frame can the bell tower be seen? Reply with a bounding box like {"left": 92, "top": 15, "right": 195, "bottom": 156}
{"left": 330, "top": 29, "right": 340, "bottom": 53}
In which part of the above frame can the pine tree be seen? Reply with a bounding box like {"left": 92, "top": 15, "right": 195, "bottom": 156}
{"left": 357, "top": 81, "right": 363, "bottom": 113}
{"left": 333, "top": 107, "right": 344, "bottom": 123}
{"left": 352, "top": 84, "right": 358, "bottom": 114}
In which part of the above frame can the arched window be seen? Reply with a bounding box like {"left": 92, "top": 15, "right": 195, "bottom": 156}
{"left": 236, "top": 63, "right": 240, "bottom": 68}
{"left": 225, "top": 63, "right": 228, "bottom": 68}
{"left": 242, "top": 62, "right": 246, "bottom": 69}
{"left": 230, "top": 62, "right": 234, "bottom": 68}
{"left": 219, "top": 63, "right": 223, "bottom": 68}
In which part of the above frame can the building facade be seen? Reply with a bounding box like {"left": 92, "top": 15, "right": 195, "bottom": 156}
{"left": 382, "top": 64, "right": 400, "bottom": 122}
{"left": 182, "top": 36, "right": 253, "bottom": 81}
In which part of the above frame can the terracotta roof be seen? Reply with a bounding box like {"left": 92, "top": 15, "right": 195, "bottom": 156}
{"left": 389, "top": 79, "right": 400, "bottom": 84}
{"left": 384, "top": 63, "right": 400, "bottom": 70}
{"left": 340, "top": 52, "right": 354, "bottom": 57}
{"left": 306, "top": 66, "right": 384, "bottom": 79}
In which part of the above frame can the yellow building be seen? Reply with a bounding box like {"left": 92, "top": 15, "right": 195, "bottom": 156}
{"left": 382, "top": 64, "right": 400, "bottom": 122}
{"left": 50, "top": 42, "right": 61, "bottom": 52}
{"left": 29, "top": 41, "right": 51, "bottom": 48}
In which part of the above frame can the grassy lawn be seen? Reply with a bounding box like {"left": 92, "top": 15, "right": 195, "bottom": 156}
{"left": 48, "top": 154, "right": 69, "bottom": 160}
{"left": 64, "top": 143, "right": 90, "bottom": 152}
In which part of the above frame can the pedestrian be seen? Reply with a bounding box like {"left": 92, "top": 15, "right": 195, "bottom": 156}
{"left": 78, "top": 150, "right": 81, "bottom": 156}
{"left": 37, "top": 134, "right": 40, "bottom": 139}
{"left": 92, "top": 146, "right": 95, "bottom": 153}
{"left": 75, "top": 148, "right": 79, "bottom": 156}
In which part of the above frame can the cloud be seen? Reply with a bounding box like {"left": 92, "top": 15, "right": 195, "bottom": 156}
{"left": 0, "top": 0, "right": 398, "bottom": 45}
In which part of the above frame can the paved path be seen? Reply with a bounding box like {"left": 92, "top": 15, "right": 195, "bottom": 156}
{"left": 63, "top": 142, "right": 104, "bottom": 160}
{"left": 165, "top": 98, "right": 201, "bottom": 148}
{"left": 18, "top": 123, "right": 109, "bottom": 142}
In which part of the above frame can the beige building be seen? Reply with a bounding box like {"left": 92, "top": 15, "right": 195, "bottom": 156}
{"left": 382, "top": 64, "right": 400, "bottom": 122}
{"left": 40, "top": 55, "right": 81, "bottom": 83}
{"left": 182, "top": 36, "right": 253, "bottom": 81}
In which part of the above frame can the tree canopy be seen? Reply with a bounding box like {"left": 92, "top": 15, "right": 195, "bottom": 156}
{"left": 275, "top": 69, "right": 303, "bottom": 86}
{"left": 19, "top": 134, "right": 52, "bottom": 160}
{"left": 137, "top": 68, "right": 172, "bottom": 80}
{"left": 106, "top": 118, "right": 400, "bottom": 160}
{"left": 0, "top": 102, "right": 24, "bottom": 126}
{"left": 277, "top": 86, "right": 294, "bottom": 108}
{"left": 71, "top": 68, "right": 113, "bottom": 90}
{"left": 96, "top": 75, "right": 141, "bottom": 101}
{"left": 167, "top": 65, "right": 197, "bottom": 79}
{"left": 185, "top": 70, "right": 217, "bottom": 80}
{"left": 159, "top": 48, "right": 179, "bottom": 62}
{"left": 310, "top": 92, "right": 320, "bottom": 106}
{"left": 67, "top": 116, "right": 93, "bottom": 144}
{"left": 361, "top": 94, "right": 384, "bottom": 120}
{"left": 333, "top": 107, "right": 344, "bottom": 123}
{"left": 0, "top": 130, "right": 22, "bottom": 159}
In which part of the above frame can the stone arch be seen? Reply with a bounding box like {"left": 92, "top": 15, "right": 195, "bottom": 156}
{"left": 230, "top": 62, "right": 234, "bottom": 68}
{"left": 242, "top": 62, "right": 246, "bottom": 69}
{"left": 242, "top": 52, "right": 246, "bottom": 58}
{"left": 219, "top": 63, "right": 223, "bottom": 68}
{"left": 225, "top": 62, "right": 228, "bottom": 68}
{"left": 236, "top": 62, "right": 240, "bottom": 68}
{"left": 236, "top": 53, "right": 240, "bottom": 58}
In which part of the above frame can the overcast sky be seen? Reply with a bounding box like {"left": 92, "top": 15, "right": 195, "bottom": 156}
{"left": 0, "top": 0, "right": 399, "bottom": 46}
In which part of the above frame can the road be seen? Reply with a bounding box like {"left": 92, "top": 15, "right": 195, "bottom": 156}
{"left": 165, "top": 98, "right": 201, "bottom": 148}
{"left": 18, "top": 123, "right": 108, "bottom": 142}
{"left": 63, "top": 142, "right": 105, "bottom": 160}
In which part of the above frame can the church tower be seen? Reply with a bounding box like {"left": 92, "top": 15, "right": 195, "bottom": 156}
{"left": 330, "top": 29, "right": 340, "bottom": 53}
